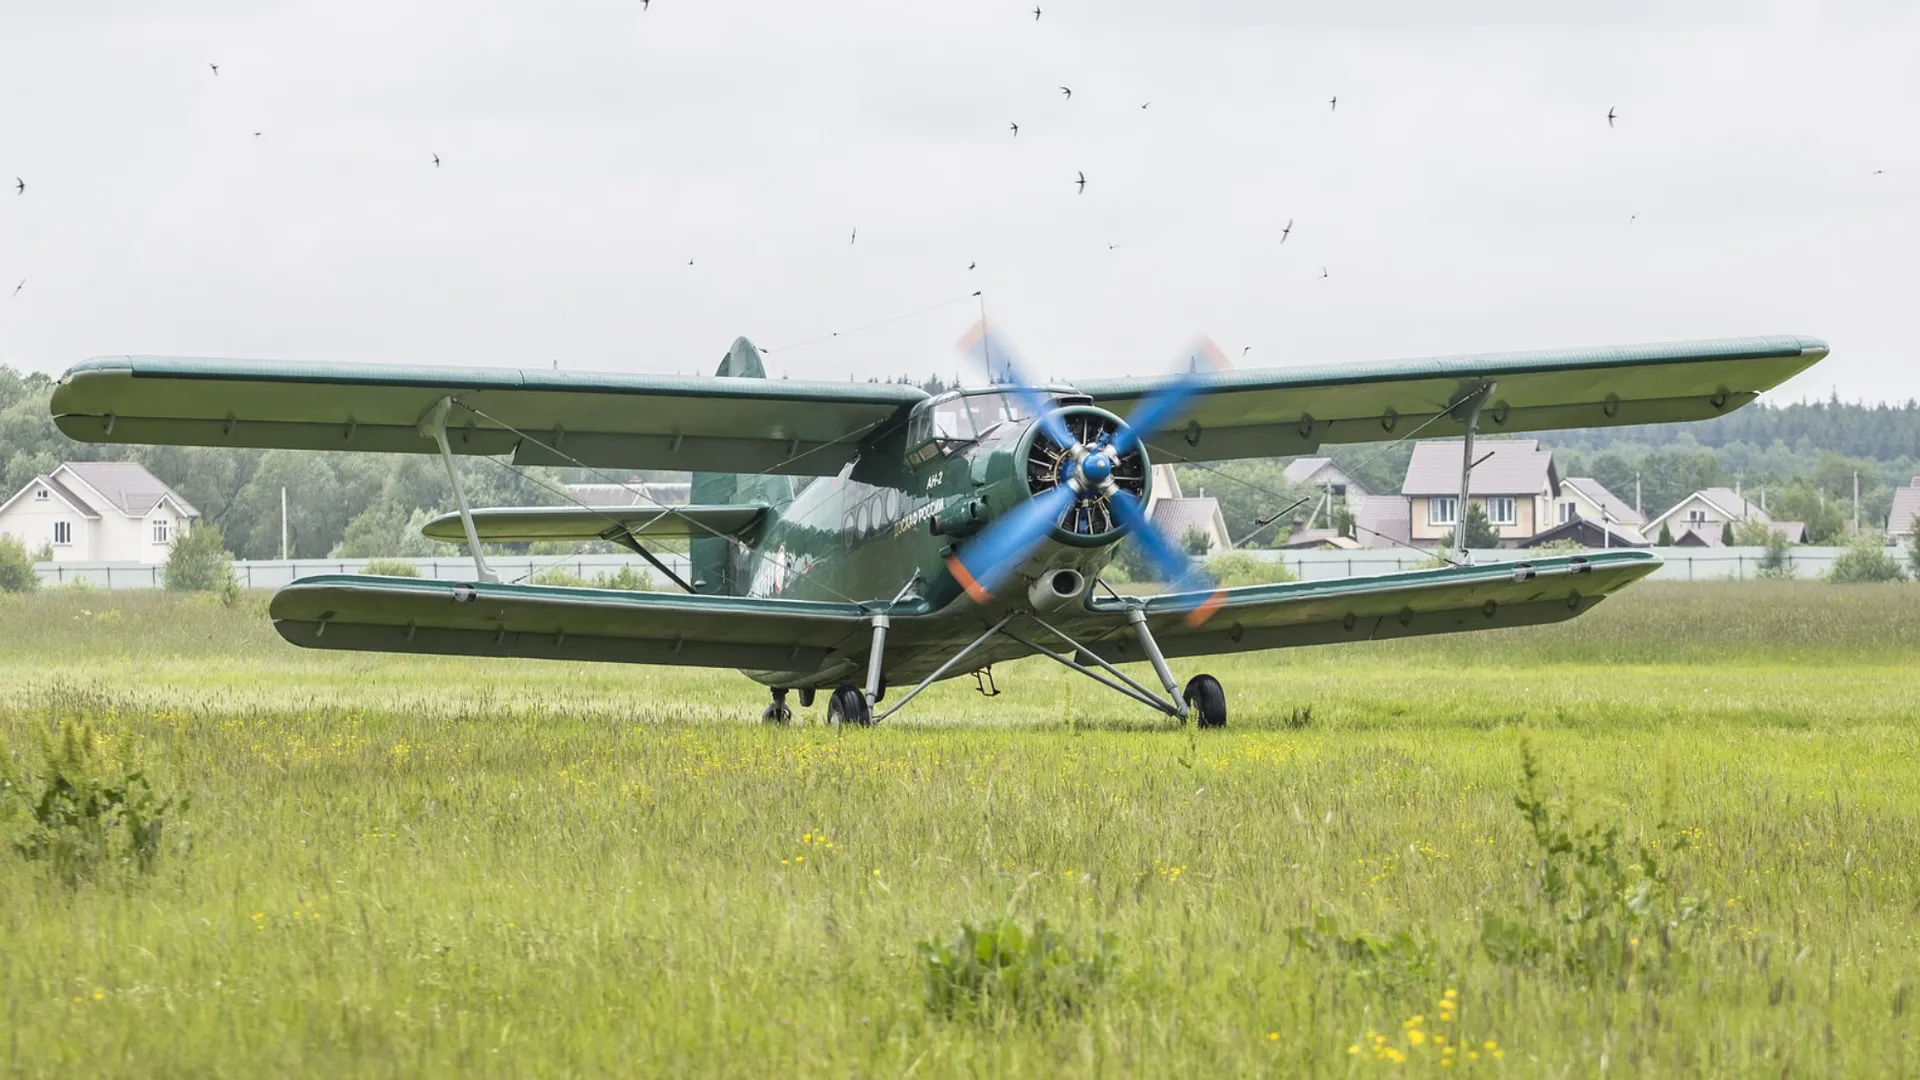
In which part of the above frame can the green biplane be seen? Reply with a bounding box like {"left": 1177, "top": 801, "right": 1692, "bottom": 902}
{"left": 49, "top": 330, "right": 1827, "bottom": 727}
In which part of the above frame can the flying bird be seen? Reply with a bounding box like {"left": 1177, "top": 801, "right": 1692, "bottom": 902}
{"left": 11, "top": 279, "right": 21, "bottom": 297}
{"left": 850, "top": 227, "right": 857, "bottom": 245}
{"left": 253, "top": 131, "right": 261, "bottom": 137}
{"left": 968, "top": 262, "right": 976, "bottom": 270}
{"left": 1872, "top": 169, "right": 1885, "bottom": 175}
{"left": 432, "top": 153, "right": 440, "bottom": 167}
{"left": 1107, "top": 242, "right": 1120, "bottom": 250}
{"left": 12, "top": 177, "right": 21, "bottom": 195}
{"left": 1032, "top": 5, "right": 1041, "bottom": 19}
{"left": 1009, "top": 122, "right": 1019, "bottom": 136}
{"left": 643, "top": 0, "right": 650, "bottom": 8}
{"left": 1320, "top": 267, "right": 1329, "bottom": 279}
{"left": 1060, "top": 86, "right": 1072, "bottom": 100}
{"left": 1141, "top": 102, "right": 1151, "bottom": 109}
{"left": 1279, "top": 219, "right": 1293, "bottom": 243}
{"left": 209, "top": 63, "right": 219, "bottom": 76}
{"left": 1075, "top": 171, "right": 1086, "bottom": 194}
{"left": 1329, "top": 95, "right": 1337, "bottom": 111}
{"left": 1607, "top": 107, "right": 1617, "bottom": 128}
{"left": 1241, "top": 346, "right": 1251, "bottom": 357}
{"left": 687, "top": 258, "right": 694, "bottom": 266}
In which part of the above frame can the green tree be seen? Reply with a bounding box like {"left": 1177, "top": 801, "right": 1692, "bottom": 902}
{"left": 1757, "top": 530, "right": 1795, "bottom": 579}
{"left": 1657, "top": 520, "right": 1674, "bottom": 546}
{"left": 1181, "top": 526, "right": 1214, "bottom": 557}
{"left": 1825, "top": 536, "right": 1907, "bottom": 584}
{"left": 163, "top": 522, "right": 240, "bottom": 598}
{"left": 1720, "top": 521, "right": 1735, "bottom": 546}
{"left": 0, "top": 534, "right": 39, "bottom": 593}
{"left": 1437, "top": 502, "right": 1501, "bottom": 550}
{"left": 1908, "top": 530, "right": 1920, "bottom": 577}
{"left": 1768, "top": 481, "right": 1848, "bottom": 544}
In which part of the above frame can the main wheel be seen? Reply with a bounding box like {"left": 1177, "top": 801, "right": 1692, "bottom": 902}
{"left": 1183, "top": 674, "right": 1227, "bottom": 729}
{"left": 826, "top": 685, "right": 873, "bottom": 727}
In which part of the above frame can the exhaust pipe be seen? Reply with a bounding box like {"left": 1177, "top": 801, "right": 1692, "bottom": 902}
{"left": 1028, "top": 568, "right": 1086, "bottom": 611}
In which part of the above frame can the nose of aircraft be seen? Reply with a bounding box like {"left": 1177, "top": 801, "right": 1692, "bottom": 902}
{"left": 1075, "top": 449, "right": 1115, "bottom": 487}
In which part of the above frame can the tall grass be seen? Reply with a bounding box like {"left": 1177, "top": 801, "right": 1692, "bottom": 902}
{"left": 0, "top": 584, "right": 1916, "bottom": 1076}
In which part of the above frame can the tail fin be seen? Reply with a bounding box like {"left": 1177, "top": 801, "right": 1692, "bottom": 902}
{"left": 690, "top": 337, "right": 789, "bottom": 595}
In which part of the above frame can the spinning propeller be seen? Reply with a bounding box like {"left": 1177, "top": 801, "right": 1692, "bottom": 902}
{"left": 947, "top": 324, "right": 1230, "bottom": 626}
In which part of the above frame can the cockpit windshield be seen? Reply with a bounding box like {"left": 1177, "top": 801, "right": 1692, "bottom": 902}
{"left": 909, "top": 389, "right": 1041, "bottom": 463}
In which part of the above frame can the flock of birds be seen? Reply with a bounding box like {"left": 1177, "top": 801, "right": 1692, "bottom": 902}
{"left": 21, "top": 5, "right": 1833, "bottom": 333}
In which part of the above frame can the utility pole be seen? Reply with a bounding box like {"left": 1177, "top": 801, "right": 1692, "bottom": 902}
{"left": 1634, "top": 473, "right": 1642, "bottom": 516}
{"left": 281, "top": 487, "right": 289, "bottom": 560}
{"left": 1853, "top": 471, "right": 1860, "bottom": 533}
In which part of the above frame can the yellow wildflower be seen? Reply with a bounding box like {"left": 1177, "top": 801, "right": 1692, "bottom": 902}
{"left": 1408, "top": 1029, "right": 1426, "bottom": 1046}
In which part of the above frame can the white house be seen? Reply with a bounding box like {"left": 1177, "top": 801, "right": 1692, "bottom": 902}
{"left": 1552, "top": 477, "right": 1648, "bottom": 544}
{"left": 0, "top": 462, "right": 200, "bottom": 564}
{"left": 1643, "top": 487, "right": 1803, "bottom": 547}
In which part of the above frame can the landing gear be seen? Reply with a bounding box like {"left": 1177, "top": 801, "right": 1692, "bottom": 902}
{"left": 763, "top": 687, "right": 793, "bottom": 725}
{"left": 1183, "top": 674, "right": 1227, "bottom": 729}
{"left": 826, "top": 684, "right": 873, "bottom": 727}
{"left": 797, "top": 687, "right": 816, "bottom": 708}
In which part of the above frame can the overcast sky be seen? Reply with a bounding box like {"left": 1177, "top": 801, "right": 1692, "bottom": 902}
{"left": 2, "top": 1, "right": 1916, "bottom": 402}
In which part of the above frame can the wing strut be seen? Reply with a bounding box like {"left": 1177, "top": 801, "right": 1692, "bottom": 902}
{"left": 1454, "top": 382, "right": 1495, "bottom": 567}
{"left": 418, "top": 396, "right": 498, "bottom": 583}
{"left": 608, "top": 527, "right": 697, "bottom": 594}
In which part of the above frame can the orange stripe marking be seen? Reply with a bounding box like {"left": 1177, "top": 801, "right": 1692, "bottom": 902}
{"left": 946, "top": 555, "right": 992, "bottom": 604}
{"left": 1183, "top": 589, "right": 1228, "bottom": 627}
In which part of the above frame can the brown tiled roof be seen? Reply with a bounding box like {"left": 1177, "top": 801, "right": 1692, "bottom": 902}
{"left": 1890, "top": 483, "right": 1920, "bottom": 535}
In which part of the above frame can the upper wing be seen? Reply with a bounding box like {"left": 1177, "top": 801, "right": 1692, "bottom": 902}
{"left": 50, "top": 355, "right": 924, "bottom": 476}
{"left": 1065, "top": 551, "right": 1657, "bottom": 661}
{"left": 270, "top": 574, "right": 870, "bottom": 670}
{"left": 420, "top": 504, "right": 766, "bottom": 544}
{"left": 1077, "top": 336, "right": 1827, "bottom": 462}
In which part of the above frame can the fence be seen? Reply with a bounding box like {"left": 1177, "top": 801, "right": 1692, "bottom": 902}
{"left": 32, "top": 546, "right": 1860, "bottom": 591}
{"left": 1238, "top": 546, "right": 1851, "bottom": 582}
{"left": 31, "top": 552, "right": 693, "bottom": 591}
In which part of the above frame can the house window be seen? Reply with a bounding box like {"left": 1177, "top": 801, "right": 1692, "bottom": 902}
{"left": 1330, "top": 484, "right": 1347, "bottom": 498}
{"left": 1486, "top": 497, "right": 1517, "bottom": 526}
{"left": 1558, "top": 501, "right": 1576, "bottom": 525}
{"left": 35, "top": 488, "right": 49, "bottom": 501}
{"left": 1428, "top": 496, "right": 1458, "bottom": 526}
{"left": 1686, "top": 509, "right": 1707, "bottom": 526}
{"left": 152, "top": 518, "right": 171, "bottom": 545}
{"left": 53, "top": 521, "right": 72, "bottom": 546}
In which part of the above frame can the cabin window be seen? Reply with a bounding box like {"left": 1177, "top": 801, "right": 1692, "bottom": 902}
{"left": 1486, "top": 497, "right": 1517, "bottom": 526}
{"left": 152, "top": 518, "right": 171, "bottom": 545}
{"left": 53, "top": 521, "right": 72, "bottom": 546}
{"left": 1428, "top": 497, "right": 1458, "bottom": 527}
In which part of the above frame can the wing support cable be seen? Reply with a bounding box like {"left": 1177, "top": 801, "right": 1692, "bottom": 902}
{"left": 418, "top": 396, "right": 498, "bottom": 583}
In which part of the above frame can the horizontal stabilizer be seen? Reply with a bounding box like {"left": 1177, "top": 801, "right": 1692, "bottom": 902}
{"left": 270, "top": 575, "right": 869, "bottom": 670}
{"left": 421, "top": 504, "right": 767, "bottom": 544}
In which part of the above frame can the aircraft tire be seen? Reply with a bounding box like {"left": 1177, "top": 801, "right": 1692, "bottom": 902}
{"left": 1184, "top": 674, "right": 1227, "bottom": 729}
{"left": 762, "top": 703, "right": 793, "bottom": 724}
{"left": 827, "top": 685, "right": 874, "bottom": 727}
{"left": 797, "top": 688, "right": 816, "bottom": 708}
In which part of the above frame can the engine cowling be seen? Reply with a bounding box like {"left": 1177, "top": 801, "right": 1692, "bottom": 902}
{"left": 1019, "top": 406, "right": 1149, "bottom": 546}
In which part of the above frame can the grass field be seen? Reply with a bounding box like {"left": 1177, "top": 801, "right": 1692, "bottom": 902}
{"left": 2, "top": 582, "right": 1918, "bottom": 1077}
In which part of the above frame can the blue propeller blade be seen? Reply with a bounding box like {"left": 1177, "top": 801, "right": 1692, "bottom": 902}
{"left": 1109, "top": 489, "right": 1227, "bottom": 625}
{"left": 956, "top": 321, "right": 1075, "bottom": 450}
{"left": 1107, "top": 375, "right": 1203, "bottom": 457}
{"left": 946, "top": 483, "right": 1079, "bottom": 601}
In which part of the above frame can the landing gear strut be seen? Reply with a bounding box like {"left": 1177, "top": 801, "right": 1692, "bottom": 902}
{"left": 763, "top": 687, "right": 792, "bottom": 725}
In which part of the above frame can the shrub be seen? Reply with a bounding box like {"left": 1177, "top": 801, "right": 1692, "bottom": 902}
{"left": 529, "top": 567, "right": 590, "bottom": 588}
{"left": 919, "top": 919, "right": 1117, "bottom": 1023}
{"left": 1530, "top": 538, "right": 1585, "bottom": 555}
{"left": 2, "top": 720, "right": 189, "bottom": 887}
{"left": 1756, "top": 529, "right": 1795, "bottom": 580}
{"left": 0, "top": 534, "right": 39, "bottom": 593}
{"left": 1825, "top": 535, "right": 1907, "bottom": 584}
{"left": 1180, "top": 526, "right": 1214, "bottom": 557}
{"left": 595, "top": 565, "right": 653, "bottom": 591}
{"left": 164, "top": 523, "right": 240, "bottom": 603}
{"left": 1207, "top": 553, "right": 1295, "bottom": 587}
{"left": 361, "top": 559, "right": 420, "bottom": 578}
{"left": 1478, "top": 735, "right": 1710, "bottom": 982}
{"left": 1908, "top": 530, "right": 1920, "bottom": 577}
{"left": 1657, "top": 521, "right": 1674, "bottom": 545}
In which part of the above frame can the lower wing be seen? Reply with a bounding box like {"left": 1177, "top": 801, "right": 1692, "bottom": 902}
{"left": 1067, "top": 551, "right": 1657, "bottom": 661}
{"left": 270, "top": 575, "right": 871, "bottom": 670}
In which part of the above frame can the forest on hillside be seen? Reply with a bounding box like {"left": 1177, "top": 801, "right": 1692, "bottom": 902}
{"left": 5, "top": 364, "right": 1917, "bottom": 557}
